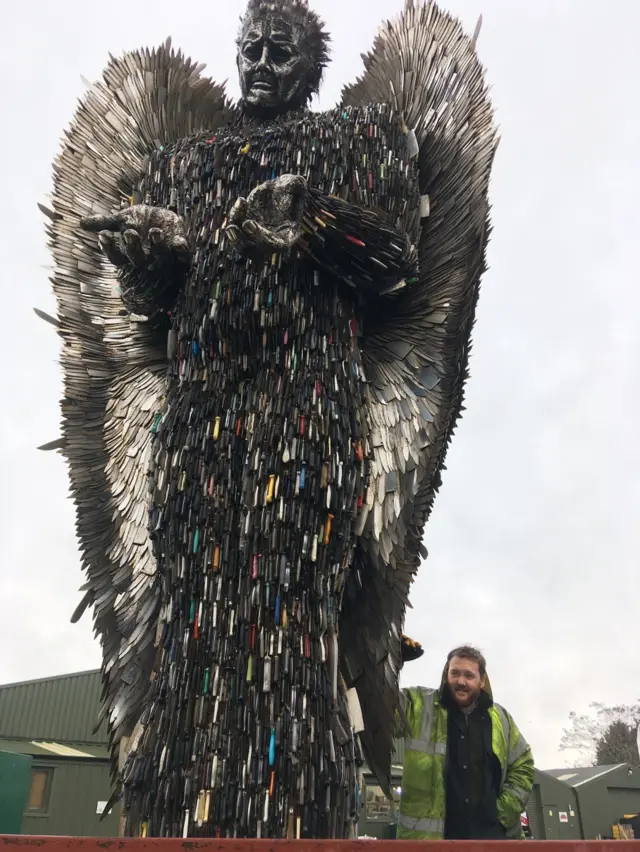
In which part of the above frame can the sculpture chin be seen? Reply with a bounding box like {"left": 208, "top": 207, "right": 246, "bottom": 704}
{"left": 242, "top": 88, "right": 302, "bottom": 118}
{"left": 247, "top": 86, "right": 278, "bottom": 107}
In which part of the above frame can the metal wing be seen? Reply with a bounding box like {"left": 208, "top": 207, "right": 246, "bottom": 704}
{"left": 41, "top": 40, "right": 231, "bottom": 769}
{"left": 338, "top": 0, "right": 498, "bottom": 792}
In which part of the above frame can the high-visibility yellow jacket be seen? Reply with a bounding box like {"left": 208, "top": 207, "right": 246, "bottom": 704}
{"left": 397, "top": 678, "right": 534, "bottom": 840}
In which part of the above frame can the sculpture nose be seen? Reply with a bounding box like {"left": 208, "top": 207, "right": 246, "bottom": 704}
{"left": 257, "top": 43, "right": 272, "bottom": 70}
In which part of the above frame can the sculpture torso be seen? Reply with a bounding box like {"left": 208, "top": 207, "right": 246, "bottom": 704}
{"left": 121, "top": 104, "right": 418, "bottom": 837}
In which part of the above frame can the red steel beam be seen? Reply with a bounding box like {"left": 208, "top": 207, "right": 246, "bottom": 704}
{"left": 1, "top": 840, "right": 639, "bottom": 852}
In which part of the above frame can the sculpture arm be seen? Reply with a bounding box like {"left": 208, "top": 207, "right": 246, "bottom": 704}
{"left": 225, "top": 108, "right": 421, "bottom": 298}
{"left": 300, "top": 188, "right": 419, "bottom": 297}
{"left": 81, "top": 205, "right": 191, "bottom": 327}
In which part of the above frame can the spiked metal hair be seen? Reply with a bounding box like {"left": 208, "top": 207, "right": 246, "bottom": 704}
{"left": 238, "top": 0, "right": 331, "bottom": 100}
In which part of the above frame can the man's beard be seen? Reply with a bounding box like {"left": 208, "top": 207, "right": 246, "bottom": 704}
{"left": 451, "top": 685, "right": 479, "bottom": 705}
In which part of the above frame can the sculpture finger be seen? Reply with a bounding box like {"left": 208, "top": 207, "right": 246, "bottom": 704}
{"left": 81, "top": 212, "right": 126, "bottom": 233}
{"left": 148, "top": 227, "right": 164, "bottom": 248}
{"left": 98, "top": 231, "right": 129, "bottom": 267}
{"left": 150, "top": 232, "right": 192, "bottom": 267}
{"left": 241, "top": 219, "right": 291, "bottom": 252}
{"left": 228, "top": 198, "right": 248, "bottom": 226}
{"left": 147, "top": 228, "right": 172, "bottom": 262}
{"left": 225, "top": 224, "right": 248, "bottom": 251}
{"left": 170, "top": 235, "right": 191, "bottom": 265}
{"left": 122, "top": 229, "right": 147, "bottom": 267}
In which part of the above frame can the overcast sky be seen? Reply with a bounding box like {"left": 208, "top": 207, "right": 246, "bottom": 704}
{"left": 1, "top": 0, "right": 638, "bottom": 771}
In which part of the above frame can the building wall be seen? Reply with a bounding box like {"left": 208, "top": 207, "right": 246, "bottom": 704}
{"left": 0, "top": 671, "right": 106, "bottom": 745}
{"left": 608, "top": 785, "right": 640, "bottom": 818}
{"left": 526, "top": 783, "right": 546, "bottom": 839}
{"left": 0, "top": 670, "right": 119, "bottom": 836}
{"left": 532, "top": 772, "right": 580, "bottom": 840}
{"left": 575, "top": 770, "right": 640, "bottom": 839}
{"left": 22, "top": 758, "right": 119, "bottom": 837}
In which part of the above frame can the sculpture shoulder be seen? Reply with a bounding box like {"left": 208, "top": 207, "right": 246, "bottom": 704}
{"left": 307, "top": 103, "right": 415, "bottom": 181}
{"left": 139, "top": 102, "right": 413, "bottom": 192}
{"left": 312, "top": 103, "right": 405, "bottom": 140}
{"left": 145, "top": 102, "right": 406, "bottom": 158}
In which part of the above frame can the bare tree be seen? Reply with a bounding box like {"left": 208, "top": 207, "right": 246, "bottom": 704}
{"left": 560, "top": 702, "right": 640, "bottom": 766}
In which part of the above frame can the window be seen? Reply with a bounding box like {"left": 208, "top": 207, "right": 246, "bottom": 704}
{"left": 365, "top": 782, "right": 400, "bottom": 822}
{"left": 27, "top": 768, "right": 53, "bottom": 813}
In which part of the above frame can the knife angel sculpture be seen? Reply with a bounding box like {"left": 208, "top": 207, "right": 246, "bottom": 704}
{"left": 40, "top": 0, "right": 496, "bottom": 838}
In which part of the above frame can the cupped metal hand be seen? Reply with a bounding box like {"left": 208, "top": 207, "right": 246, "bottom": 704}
{"left": 225, "top": 174, "right": 307, "bottom": 255}
{"left": 80, "top": 205, "right": 191, "bottom": 271}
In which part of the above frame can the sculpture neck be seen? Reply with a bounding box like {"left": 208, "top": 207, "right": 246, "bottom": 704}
{"left": 237, "top": 100, "right": 310, "bottom": 128}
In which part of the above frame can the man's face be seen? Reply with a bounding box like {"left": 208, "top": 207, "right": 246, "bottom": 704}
{"left": 447, "top": 655, "right": 486, "bottom": 708}
{"left": 238, "top": 17, "right": 311, "bottom": 116}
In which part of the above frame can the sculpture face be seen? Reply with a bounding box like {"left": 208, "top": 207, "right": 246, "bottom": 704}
{"left": 238, "top": 15, "right": 315, "bottom": 116}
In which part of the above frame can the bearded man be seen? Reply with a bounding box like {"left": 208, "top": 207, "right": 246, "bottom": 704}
{"left": 399, "top": 646, "right": 534, "bottom": 841}
{"left": 39, "top": 0, "right": 496, "bottom": 839}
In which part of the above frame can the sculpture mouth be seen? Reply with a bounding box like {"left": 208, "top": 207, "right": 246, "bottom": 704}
{"left": 250, "top": 73, "right": 276, "bottom": 93}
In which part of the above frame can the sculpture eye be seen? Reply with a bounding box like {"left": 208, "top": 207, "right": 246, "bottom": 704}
{"left": 271, "top": 46, "right": 291, "bottom": 64}
{"left": 243, "top": 42, "right": 262, "bottom": 61}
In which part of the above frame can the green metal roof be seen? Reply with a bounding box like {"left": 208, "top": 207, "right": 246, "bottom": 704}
{"left": 0, "top": 738, "right": 108, "bottom": 759}
{"left": 0, "top": 669, "right": 107, "bottom": 745}
{"left": 546, "top": 764, "right": 628, "bottom": 786}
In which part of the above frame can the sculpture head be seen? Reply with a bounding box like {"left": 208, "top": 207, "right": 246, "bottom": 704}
{"left": 237, "top": 0, "right": 330, "bottom": 118}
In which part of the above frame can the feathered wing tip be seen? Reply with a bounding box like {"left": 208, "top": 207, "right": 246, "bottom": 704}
{"left": 70, "top": 589, "right": 93, "bottom": 624}
{"left": 33, "top": 307, "right": 60, "bottom": 328}
{"left": 342, "top": 0, "right": 493, "bottom": 130}
{"left": 472, "top": 14, "right": 483, "bottom": 46}
{"left": 37, "top": 438, "right": 66, "bottom": 452}
{"left": 238, "top": 0, "right": 331, "bottom": 97}
{"left": 37, "top": 202, "right": 62, "bottom": 221}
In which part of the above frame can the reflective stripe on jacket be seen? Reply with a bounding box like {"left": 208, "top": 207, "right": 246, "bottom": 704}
{"left": 397, "top": 685, "right": 534, "bottom": 840}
